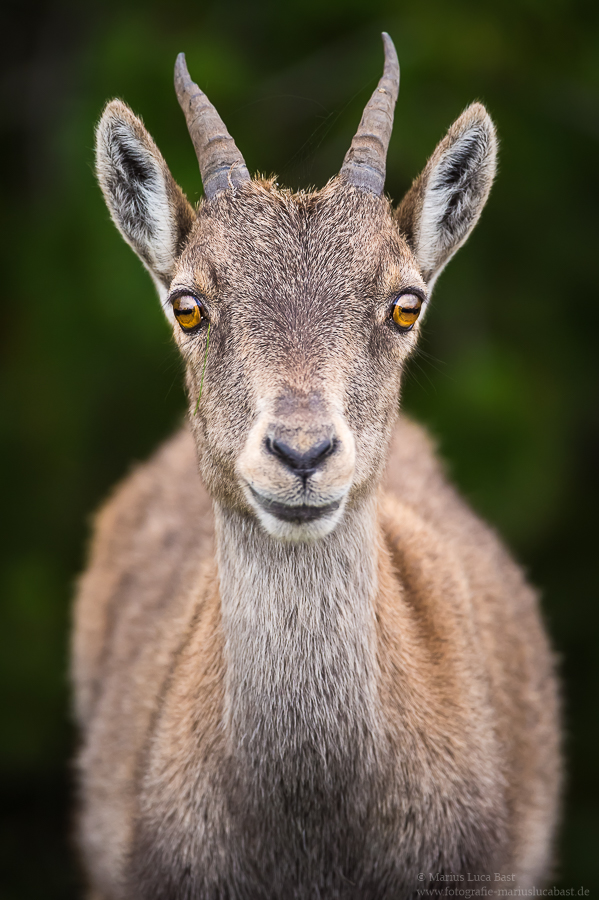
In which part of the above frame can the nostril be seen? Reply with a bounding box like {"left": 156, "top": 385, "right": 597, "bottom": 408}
{"left": 307, "top": 438, "right": 336, "bottom": 468}
{"left": 266, "top": 437, "right": 336, "bottom": 476}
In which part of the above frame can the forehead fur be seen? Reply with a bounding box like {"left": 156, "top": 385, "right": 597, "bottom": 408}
{"left": 176, "top": 176, "right": 420, "bottom": 298}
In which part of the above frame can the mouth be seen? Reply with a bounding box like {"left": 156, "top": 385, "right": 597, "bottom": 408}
{"left": 249, "top": 487, "right": 341, "bottom": 524}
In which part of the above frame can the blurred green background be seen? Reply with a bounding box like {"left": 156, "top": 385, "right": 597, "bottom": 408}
{"left": 1, "top": 0, "right": 598, "bottom": 895}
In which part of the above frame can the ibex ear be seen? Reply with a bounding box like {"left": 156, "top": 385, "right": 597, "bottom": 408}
{"left": 396, "top": 103, "right": 497, "bottom": 287}
{"left": 95, "top": 100, "right": 195, "bottom": 298}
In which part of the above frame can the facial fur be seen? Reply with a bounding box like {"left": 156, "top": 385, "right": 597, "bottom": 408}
{"left": 168, "top": 178, "right": 426, "bottom": 538}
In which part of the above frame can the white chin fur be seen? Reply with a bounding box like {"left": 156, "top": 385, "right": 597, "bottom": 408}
{"left": 250, "top": 497, "right": 348, "bottom": 543}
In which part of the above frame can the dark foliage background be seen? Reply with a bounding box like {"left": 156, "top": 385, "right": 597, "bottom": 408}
{"left": 1, "top": 0, "right": 598, "bottom": 895}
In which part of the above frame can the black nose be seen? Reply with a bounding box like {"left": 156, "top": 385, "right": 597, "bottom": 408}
{"left": 266, "top": 437, "right": 336, "bottom": 478}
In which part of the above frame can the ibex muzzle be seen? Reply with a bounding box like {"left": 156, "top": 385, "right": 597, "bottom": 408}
{"left": 238, "top": 389, "right": 356, "bottom": 538}
{"left": 76, "top": 33, "right": 561, "bottom": 900}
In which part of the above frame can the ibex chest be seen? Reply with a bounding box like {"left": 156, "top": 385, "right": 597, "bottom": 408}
{"left": 130, "top": 691, "right": 505, "bottom": 900}
{"left": 128, "top": 550, "right": 507, "bottom": 899}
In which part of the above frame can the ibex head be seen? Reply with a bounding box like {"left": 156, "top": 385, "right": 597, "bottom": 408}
{"left": 96, "top": 34, "right": 496, "bottom": 541}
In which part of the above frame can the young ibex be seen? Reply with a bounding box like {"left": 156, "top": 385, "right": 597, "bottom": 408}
{"left": 73, "top": 34, "right": 561, "bottom": 899}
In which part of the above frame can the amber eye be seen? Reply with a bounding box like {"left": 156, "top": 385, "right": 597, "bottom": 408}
{"left": 172, "top": 295, "right": 204, "bottom": 332}
{"left": 392, "top": 293, "right": 422, "bottom": 332}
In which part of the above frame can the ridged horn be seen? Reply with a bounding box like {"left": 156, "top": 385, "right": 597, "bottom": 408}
{"left": 340, "top": 33, "right": 400, "bottom": 195}
{"left": 174, "top": 52, "right": 251, "bottom": 199}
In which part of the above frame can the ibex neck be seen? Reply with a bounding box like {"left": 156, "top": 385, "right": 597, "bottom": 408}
{"left": 214, "top": 499, "right": 382, "bottom": 763}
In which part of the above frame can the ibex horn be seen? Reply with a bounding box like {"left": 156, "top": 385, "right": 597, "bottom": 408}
{"left": 340, "top": 33, "right": 400, "bottom": 196}
{"left": 174, "top": 52, "right": 251, "bottom": 199}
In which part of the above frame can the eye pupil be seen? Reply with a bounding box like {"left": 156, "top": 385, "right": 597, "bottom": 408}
{"left": 392, "top": 294, "right": 422, "bottom": 331}
{"left": 172, "top": 295, "right": 203, "bottom": 332}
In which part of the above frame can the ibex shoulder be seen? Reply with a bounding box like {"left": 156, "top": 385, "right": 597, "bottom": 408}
{"left": 72, "top": 424, "right": 213, "bottom": 727}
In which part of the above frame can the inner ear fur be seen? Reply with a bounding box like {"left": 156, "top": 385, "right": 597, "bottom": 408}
{"left": 95, "top": 100, "right": 195, "bottom": 296}
{"left": 396, "top": 103, "right": 497, "bottom": 287}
